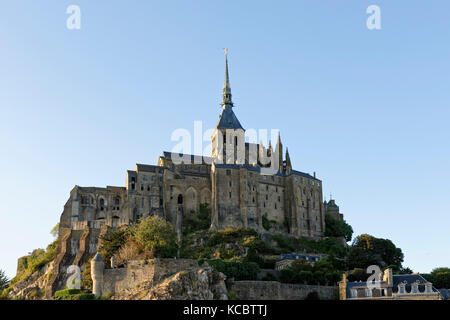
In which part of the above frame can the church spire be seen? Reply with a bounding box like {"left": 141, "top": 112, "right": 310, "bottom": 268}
{"left": 222, "top": 48, "right": 233, "bottom": 108}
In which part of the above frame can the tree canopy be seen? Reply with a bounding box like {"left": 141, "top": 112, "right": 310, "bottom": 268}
{"left": 347, "top": 234, "right": 404, "bottom": 272}
{"left": 324, "top": 213, "right": 353, "bottom": 242}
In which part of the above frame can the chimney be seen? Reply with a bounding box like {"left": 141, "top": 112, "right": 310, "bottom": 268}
{"left": 383, "top": 268, "right": 393, "bottom": 287}
{"left": 313, "top": 171, "right": 316, "bottom": 178}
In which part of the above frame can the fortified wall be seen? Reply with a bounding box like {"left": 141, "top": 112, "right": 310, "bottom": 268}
{"left": 230, "top": 280, "right": 337, "bottom": 300}
{"left": 90, "top": 255, "right": 199, "bottom": 297}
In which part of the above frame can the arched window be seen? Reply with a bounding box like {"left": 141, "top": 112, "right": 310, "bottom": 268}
{"left": 177, "top": 194, "right": 183, "bottom": 204}
{"left": 99, "top": 198, "right": 105, "bottom": 211}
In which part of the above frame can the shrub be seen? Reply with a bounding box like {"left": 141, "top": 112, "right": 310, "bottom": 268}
{"left": 262, "top": 214, "right": 271, "bottom": 231}
{"left": 10, "top": 239, "right": 59, "bottom": 285}
{"left": 0, "top": 270, "right": 9, "bottom": 290}
{"left": 324, "top": 213, "right": 353, "bottom": 242}
{"left": 279, "top": 268, "right": 296, "bottom": 283}
{"left": 81, "top": 261, "right": 92, "bottom": 291}
{"left": 98, "top": 227, "right": 129, "bottom": 265}
{"left": 131, "top": 216, "right": 178, "bottom": 258}
{"left": 112, "top": 240, "right": 149, "bottom": 267}
{"left": 53, "top": 289, "right": 96, "bottom": 300}
{"left": 208, "top": 260, "right": 260, "bottom": 281}
{"left": 298, "top": 270, "right": 314, "bottom": 284}
{"left": 261, "top": 273, "right": 278, "bottom": 281}
{"left": 182, "top": 203, "right": 211, "bottom": 235}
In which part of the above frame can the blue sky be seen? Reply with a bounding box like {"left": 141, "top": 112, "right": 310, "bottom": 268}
{"left": 1, "top": 1, "right": 449, "bottom": 278}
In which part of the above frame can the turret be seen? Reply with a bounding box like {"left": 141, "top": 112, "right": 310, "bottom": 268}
{"left": 285, "top": 148, "right": 292, "bottom": 174}
{"left": 91, "top": 252, "right": 104, "bottom": 297}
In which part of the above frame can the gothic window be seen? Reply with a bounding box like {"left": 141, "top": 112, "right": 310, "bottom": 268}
{"left": 114, "top": 198, "right": 120, "bottom": 210}
{"left": 229, "top": 192, "right": 232, "bottom": 199}
{"left": 147, "top": 185, "right": 150, "bottom": 192}
{"left": 278, "top": 196, "right": 281, "bottom": 202}
{"left": 263, "top": 202, "right": 266, "bottom": 208}
{"left": 265, "top": 194, "right": 268, "bottom": 200}
{"left": 140, "top": 184, "right": 144, "bottom": 191}
{"left": 229, "top": 180, "right": 232, "bottom": 187}
{"left": 99, "top": 198, "right": 105, "bottom": 211}
{"left": 177, "top": 194, "right": 183, "bottom": 204}
{"left": 252, "top": 197, "right": 255, "bottom": 203}
{"left": 235, "top": 136, "right": 237, "bottom": 146}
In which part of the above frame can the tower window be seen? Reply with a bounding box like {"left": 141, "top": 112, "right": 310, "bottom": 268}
{"left": 229, "top": 181, "right": 232, "bottom": 187}
{"left": 229, "top": 192, "right": 232, "bottom": 199}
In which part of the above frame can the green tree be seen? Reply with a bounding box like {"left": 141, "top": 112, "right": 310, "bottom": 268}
{"left": 347, "top": 234, "right": 404, "bottom": 272}
{"left": 98, "top": 227, "right": 129, "bottom": 264}
{"left": 50, "top": 223, "right": 60, "bottom": 238}
{"left": 0, "top": 269, "right": 9, "bottom": 290}
{"left": 132, "top": 216, "right": 178, "bottom": 258}
{"left": 423, "top": 267, "right": 450, "bottom": 289}
{"left": 324, "top": 213, "right": 353, "bottom": 242}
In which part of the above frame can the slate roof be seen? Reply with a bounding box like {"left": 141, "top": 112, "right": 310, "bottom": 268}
{"left": 345, "top": 273, "right": 440, "bottom": 297}
{"left": 162, "top": 151, "right": 212, "bottom": 164}
{"left": 136, "top": 164, "right": 164, "bottom": 173}
{"left": 391, "top": 274, "right": 440, "bottom": 293}
{"left": 216, "top": 106, "right": 244, "bottom": 130}
{"left": 439, "top": 289, "right": 450, "bottom": 300}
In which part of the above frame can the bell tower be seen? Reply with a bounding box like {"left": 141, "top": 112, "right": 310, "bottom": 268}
{"left": 211, "top": 49, "right": 245, "bottom": 164}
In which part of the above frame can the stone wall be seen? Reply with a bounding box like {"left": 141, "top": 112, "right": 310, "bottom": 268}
{"left": 94, "top": 258, "right": 199, "bottom": 297}
{"left": 230, "top": 280, "right": 337, "bottom": 300}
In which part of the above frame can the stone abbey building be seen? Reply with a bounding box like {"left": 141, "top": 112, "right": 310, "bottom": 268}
{"left": 51, "top": 54, "right": 330, "bottom": 294}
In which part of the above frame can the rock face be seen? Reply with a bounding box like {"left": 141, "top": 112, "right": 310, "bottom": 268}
{"left": 8, "top": 262, "right": 54, "bottom": 300}
{"left": 113, "top": 265, "right": 228, "bottom": 300}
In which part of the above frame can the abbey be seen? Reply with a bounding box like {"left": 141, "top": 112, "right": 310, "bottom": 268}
{"left": 52, "top": 54, "right": 328, "bottom": 294}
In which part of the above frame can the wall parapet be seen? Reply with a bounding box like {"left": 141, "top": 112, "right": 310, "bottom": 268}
{"left": 230, "top": 280, "right": 337, "bottom": 300}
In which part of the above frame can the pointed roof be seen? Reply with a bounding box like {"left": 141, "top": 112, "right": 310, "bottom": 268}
{"left": 216, "top": 49, "right": 244, "bottom": 130}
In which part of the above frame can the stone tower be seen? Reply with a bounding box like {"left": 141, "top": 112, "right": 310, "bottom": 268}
{"left": 91, "top": 252, "right": 104, "bottom": 297}
{"left": 211, "top": 50, "right": 245, "bottom": 165}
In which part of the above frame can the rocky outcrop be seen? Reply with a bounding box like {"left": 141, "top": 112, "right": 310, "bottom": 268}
{"left": 8, "top": 262, "right": 55, "bottom": 300}
{"left": 112, "top": 265, "right": 228, "bottom": 300}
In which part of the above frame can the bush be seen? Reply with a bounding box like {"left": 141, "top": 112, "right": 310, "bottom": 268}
{"left": 298, "top": 270, "right": 314, "bottom": 284}
{"left": 98, "top": 227, "right": 130, "bottom": 265}
{"left": 279, "top": 268, "right": 296, "bottom": 283}
{"left": 131, "top": 216, "right": 178, "bottom": 258}
{"left": 182, "top": 203, "right": 211, "bottom": 235}
{"left": 261, "top": 273, "right": 278, "bottom": 281}
{"left": 53, "top": 289, "right": 96, "bottom": 300}
{"left": 324, "top": 213, "right": 353, "bottom": 242}
{"left": 208, "top": 260, "right": 260, "bottom": 281}
{"left": 81, "top": 261, "right": 92, "bottom": 291}
{"left": 262, "top": 214, "right": 272, "bottom": 231}
{"left": 0, "top": 270, "right": 9, "bottom": 290}
{"left": 10, "top": 239, "right": 59, "bottom": 285}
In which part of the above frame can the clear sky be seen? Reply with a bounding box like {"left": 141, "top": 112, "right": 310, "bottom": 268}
{"left": 1, "top": 1, "right": 449, "bottom": 279}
